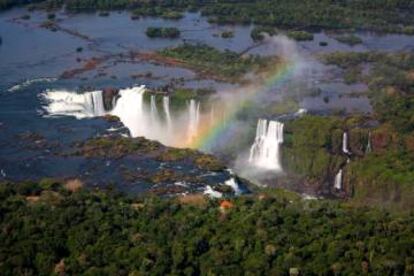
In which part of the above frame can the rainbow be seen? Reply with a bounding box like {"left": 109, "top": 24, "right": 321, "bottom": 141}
{"left": 187, "top": 59, "right": 298, "bottom": 150}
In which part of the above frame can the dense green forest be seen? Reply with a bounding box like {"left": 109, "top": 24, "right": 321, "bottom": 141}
{"left": 1, "top": 181, "right": 414, "bottom": 275}
{"left": 2, "top": 0, "right": 414, "bottom": 34}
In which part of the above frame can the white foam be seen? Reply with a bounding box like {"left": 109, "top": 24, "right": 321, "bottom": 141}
{"left": 224, "top": 177, "right": 241, "bottom": 195}
{"left": 204, "top": 185, "right": 223, "bottom": 198}
{"left": 249, "top": 119, "right": 284, "bottom": 170}
{"left": 8, "top": 77, "right": 57, "bottom": 92}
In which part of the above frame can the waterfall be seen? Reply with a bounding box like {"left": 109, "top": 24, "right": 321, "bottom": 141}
{"left": 111, "top": 86, "right": 147, "bottom": 138}
{"left": 42, "top": 90, "right": 106, "bottom": 118}
{"left": 249, "top": 119, "right": 284, "bottom": 170}
{"left": 89, "top": 91, "right": 106, "bottom": 116}
{"left": 163, "top": 96, "right": 172, "bottom": 130}
{"left": 42, "top": 86, "right": 205, "bottom": 148}
{"left": 224, "top": 177, "right": 241, "bottom": 195}
{"left": 294, "top": 108, "right": 307, "bottom": 117}
{"left": 342, "top": 132, "right": 350, "bottom": 154}
{"left": 150, "top": 95, "right": 158, "bottom": 122}
{"left": 204, "top": 185, "right": 223, "bottom": 198}
{"left": 334, "top": 169, "right": 343, "bottom": 190}
{"left": 187, "top": 99, "right": 200, "bottom": 143}
{"left": 366, "top": 131, "right": 372, "bottom": 153}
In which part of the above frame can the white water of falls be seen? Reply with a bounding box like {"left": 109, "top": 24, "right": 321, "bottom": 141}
{"left": 150, "top": 95, "right": 159, "bottom": 122}
{"left": 249, "top": 119, "right": 284, "bottom": 170}
{"left": 42, "top": 85, "right": 207, "bottom": 148}
{"left": 163, "top": 96, "right": 172, "bottom": 130}
{"left": 42, "top": 90, "right": 106, "bottom": 118}
{"left": 204, "top": 185, "right": 223, "bottom": 198}
{"left": 334, "top": 169, "right": 343, "bottom": 190}
{"left": 342, "top": 132, "right": 350, "bottom": 154}
{"left": 111, "top": 86, "right": 148, "bottom": 138}
{"left": 224, "top": 177, "right": 241, "bottom": 195}
{"left": 187, "top": 99, "right": 200, "bottom": 143}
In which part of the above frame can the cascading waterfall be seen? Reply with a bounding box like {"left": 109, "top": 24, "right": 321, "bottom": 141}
{"left": 42, "top": 90, "right": 106, "bottom": 118}
{"left": 249, "top": 119, "right": 284, "bottom": 170}
{"left": 342, "top": 132, "right": 350, "bottom": 154}
{"left": 187, "top": 99, "right": 200, "bottom": 143}
{"left": 224, "top": 177, "right": 241, "bottom": 195}
{"left": 150, "top": 95, "right": 158, "bottom": 122}
{"left": 366, "top": 131, "right": 372, "bottom": 153}
{"left": 111, "top": 86, "right": 147, "bottom": 138}
{"left": 204, "top": 185, "right": 223, "bottom": 198}
{"left": 87, "top": 91, "right": 106, "bottom": 117}
{"left": 163, "top": 96, "right": 172, "bottom": 130}
{"left": 334, "top": 169, "right": 343, "bottom": 190}
{"left": 42, "top": 86, "right": 208, "bottom": 148}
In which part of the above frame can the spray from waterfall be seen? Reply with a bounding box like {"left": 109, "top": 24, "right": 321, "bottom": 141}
{"left": 163, "top": 96, "right": 172, "bottom": 131}
{"left": 111, "top": 86, "right": 147, "bottom": 138}
{"left": 42, "top": 86, "right": 212, "bottom": 148}
{"left": 150, "top": 95, "right": 159, "bottom": 122}
{"left": 249, "top": 119, "right": 284, "bottom": 171}
{"left": 187, "top": 99, "right": 200, "bottom": 144}
{"left": 209, "top": 106, "right": 215, "bottom": 126}
{"left": 224, "top": 177, "right": 242, "bottom": 195}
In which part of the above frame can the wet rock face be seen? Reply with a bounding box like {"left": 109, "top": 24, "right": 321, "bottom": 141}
{"left": 372, "top": 129, "right": 392, "bottom": 151}
{"left": 348, "top": 128, "right": 369, "bottom": 156}
{"left": 102, "top": 88, "right": 120, "bottom": 111}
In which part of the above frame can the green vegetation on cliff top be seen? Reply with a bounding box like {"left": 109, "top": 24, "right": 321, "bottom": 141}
{"left": 299, "top": 51, "right": 414, "bottom": 209}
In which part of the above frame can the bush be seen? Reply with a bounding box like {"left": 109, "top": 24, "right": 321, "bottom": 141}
{"left": 251, "top": 26, "right": 277, "bottom": 42}
{"left": 335, "top": 34, "right": 363, "bottom": 46}
{"left": 221, "top": 31, "right": 234, "bottom": 39}
{"left": 287, "top": 31, "right": 314, "bottom": 41}
{"left": 146, "top": 27, "right": 180, "bottom": 38}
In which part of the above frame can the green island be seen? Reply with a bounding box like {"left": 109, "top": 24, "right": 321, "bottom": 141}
{"left": 286, "top": 30, "right": 314, "bottom": 41}
{"left": 158, "top": 43, "right": 275, "bottom": 82}
{"left": 334, "top": 34, "right": 363, "bottom": 46}
{"left": 145, "top": 27, "right": 180, "bottom": 39}
{"left": 250, "top": 26, "right": 278, "bottom": 42}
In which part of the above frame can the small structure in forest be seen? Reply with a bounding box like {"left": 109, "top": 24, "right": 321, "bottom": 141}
{"left": 219, "top": 200, "right": 234, "bottom": 213}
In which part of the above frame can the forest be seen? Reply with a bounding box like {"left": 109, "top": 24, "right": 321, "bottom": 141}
{"left": 1, "top": 181, "right": 413, "bottom": 275}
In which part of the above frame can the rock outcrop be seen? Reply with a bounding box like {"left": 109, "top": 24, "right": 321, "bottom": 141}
{"left": 102, "top": 87, "right": 120, "bottom": 111}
